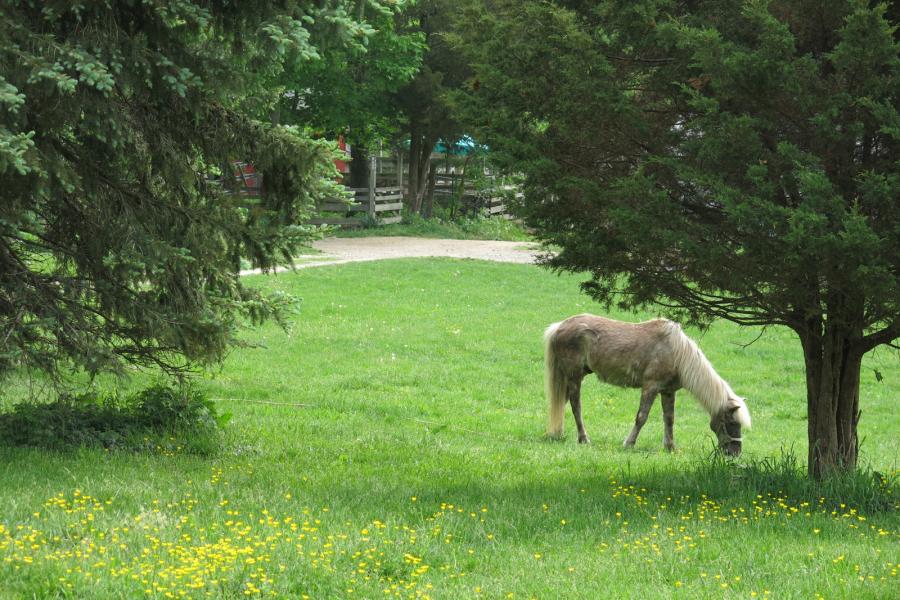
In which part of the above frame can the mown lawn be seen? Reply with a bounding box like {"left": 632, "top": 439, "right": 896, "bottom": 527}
{"left": 0, "top": 259, "right": 897, "bottom": 599}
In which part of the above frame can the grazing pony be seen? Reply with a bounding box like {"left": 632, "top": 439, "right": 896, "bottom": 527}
{"left": 544, "top": 314, "right": 751, "bottom": 455}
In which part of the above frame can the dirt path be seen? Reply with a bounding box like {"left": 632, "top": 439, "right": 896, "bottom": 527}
{"left": 240, "top": 236, "right": 543, "bottom": 274}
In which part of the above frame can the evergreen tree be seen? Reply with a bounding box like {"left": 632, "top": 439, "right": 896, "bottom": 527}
{"left": 0, "top": 1, "right": 387, "bottom": 381}
{"left": 397, "top": 0, "right": 471, "bottom": 215}
{"left": 457, "top": 0, "right": 899, "bottom": 476}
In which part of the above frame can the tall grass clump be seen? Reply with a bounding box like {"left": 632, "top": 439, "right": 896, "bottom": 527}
{"left": 337, "top": 210, "right": 532, "bottom": 241}
{"left": 0, "top": 383, "right": 228, "bottom": 455}
{"left": 624, "top": 446, "right": 897, "bottom": 514}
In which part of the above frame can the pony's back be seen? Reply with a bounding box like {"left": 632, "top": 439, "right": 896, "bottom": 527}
{"left": 551, "top": 314, "right": 677, "bottom": 389}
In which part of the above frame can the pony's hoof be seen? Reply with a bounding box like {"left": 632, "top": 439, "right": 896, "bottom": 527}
{"left": 664, "top": 444, "right": 677, "bottom": 453}
{"left": 623, "top": 440, "right": 635, "bottom": 449}
{"left": 578, "top": 435, "right": 591, "bottom": 444}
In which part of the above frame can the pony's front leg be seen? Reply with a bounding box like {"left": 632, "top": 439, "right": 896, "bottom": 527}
{"left": 661, "top": 392, "right": 676, "bottom": 452}
{"left": 623, "top": 387, "right": 657, "bottom": 448}
{"left": 567, "top": 377, "right": 590, "bottom": 444}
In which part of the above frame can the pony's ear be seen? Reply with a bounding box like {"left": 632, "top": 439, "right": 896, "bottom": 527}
{"left": 727, "top": 397, "right": 752, "bottom": 429}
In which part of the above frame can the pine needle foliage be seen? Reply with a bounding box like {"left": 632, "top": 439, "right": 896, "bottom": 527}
{"left": 455, "top": 0, "right": 899, "bottom": 476}
{"left": 0, "top": 1, "right": 391, "bottom": 381}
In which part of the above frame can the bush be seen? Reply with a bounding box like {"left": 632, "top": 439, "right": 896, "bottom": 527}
{"left": 132, "top": 384, "right": 225, "bottom": 429}
{"left": 337, "top": 210, "right": 532, "bottom": 241}
{"left": 0, "top": 384, "right": 229, "bottom": 455}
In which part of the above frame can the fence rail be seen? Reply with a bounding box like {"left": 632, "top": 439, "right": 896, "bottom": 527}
{"left": 231, "top": 156, "right": 516, "bottom": 228}
{"left": 309, "top": 186, "right": 403, "bottom": 227}
{"left": 432, "top": 180, "right": 519, "bottom": 219}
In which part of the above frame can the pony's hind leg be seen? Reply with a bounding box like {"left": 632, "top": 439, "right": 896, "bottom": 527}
{"left": 661, "top": 392, "right": 676, "bottom": 452}
{"left": 623, "top": 386, "right": 658, "bottom": 448}
{"left": 567, "top": 375, "right": 590, "bottom": 444}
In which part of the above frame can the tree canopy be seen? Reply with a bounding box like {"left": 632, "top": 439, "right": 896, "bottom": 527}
{"left": 396, "top": 0, "right": 473, "bottom": 214}
{"left": 456, "top": 0, "right": 899, "bottom": 476}
{"left": 276, "top": 0, "right": 425, "bottom": 148}
{"left": 0, "top": 1, "right": 393, "bottom": 381}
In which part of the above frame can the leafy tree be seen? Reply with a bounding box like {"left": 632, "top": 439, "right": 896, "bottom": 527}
{"left": 276, "top": 0, "right": 425, "bottom": 187}
{"left": 397, "top": 0, "right": 472, "bottom": 214}
{"left": 457, "top": 0, "right": 899, "bottom": 477}
{"left": 279, "top": 0, "right": 472, "bottom": 213}
{"left": 0, "top": 1, "right": 384, "bottom": 383}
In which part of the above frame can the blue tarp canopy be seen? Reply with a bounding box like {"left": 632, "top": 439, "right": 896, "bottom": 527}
{"left": 433, "top": 136, "right": 485, "bottom": 156}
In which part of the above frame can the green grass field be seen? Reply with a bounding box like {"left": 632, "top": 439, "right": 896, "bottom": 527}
{"left": 1, "top": 259, "right": 897, "bottom": 599}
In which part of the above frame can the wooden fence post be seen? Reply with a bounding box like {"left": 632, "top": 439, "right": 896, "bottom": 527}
{"left": 368, "top": 155, "right": 377, "bottom": 222}
{"left": 397, "top": 152, "right": 404, "bottom": 197}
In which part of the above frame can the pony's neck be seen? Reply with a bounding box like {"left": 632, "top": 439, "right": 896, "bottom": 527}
{"left": 668, "top": 325, "right": 731, "bottom": 416}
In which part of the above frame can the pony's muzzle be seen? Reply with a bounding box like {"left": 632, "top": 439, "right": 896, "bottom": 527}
{"left": 721, "top": 440, "right": 742, "bottom": 457}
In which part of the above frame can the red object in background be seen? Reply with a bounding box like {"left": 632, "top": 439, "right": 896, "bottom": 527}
{"left": 334, "top": 136, "right": 350, "bottom": 174}
{"left": 232, "top": 161, "right": 261, "bottom": 196}
{"left": 231, "top": 134, "right": 347, "bottom": 195}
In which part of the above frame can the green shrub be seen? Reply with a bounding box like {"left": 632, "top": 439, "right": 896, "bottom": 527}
{"left": 132, "top": 384, "right": 226, "bottom": 429}
{"left": 0, "top": 384, "right": 229, "bottom": 455}
{"left": 337, "top": 210, "right": 533, "bottom": 241}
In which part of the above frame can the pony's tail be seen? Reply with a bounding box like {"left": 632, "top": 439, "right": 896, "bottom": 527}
{"left": 544, "top": 322, "right": 567, "bottom": 438}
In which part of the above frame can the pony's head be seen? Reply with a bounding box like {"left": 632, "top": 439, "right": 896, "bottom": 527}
{"left": 710, "top": 396, "right": 751, "bottom": 456}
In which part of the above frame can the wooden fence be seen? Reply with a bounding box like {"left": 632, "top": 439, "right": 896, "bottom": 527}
{"left": 232, "top": 156, "right": 516, "bottom": 228}
{"left": 309, "top": 186, "right": 403, "bottom": 227}
{"left": 432, "top": 172, "right": 517, "bottom": 219}
{"left": 309, "top": 155, "right": 403, "bottom": 226}
{"left": 482, "top": 193, "right": 509, "bottom": 217}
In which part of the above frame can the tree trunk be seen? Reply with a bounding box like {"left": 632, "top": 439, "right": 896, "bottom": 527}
{"left": 406, "top": 122, "right": 437, "bottom": 215}
{"left": 415, "top": 136, "right": 436, "bottom": 214}
{"left": 348, "top": 144, "right": 370, "bottom": 189}
{"left": 408, "top": 129, "right": 421, "bottom": 212}
{"left": 455, "top": 154, "right": 472, "bottom": 218}
{"left": 801, "top": 322, "right": 863, "bottom": 479}
{"left": 422, "top": 165, "right": 437, "bottom": 218}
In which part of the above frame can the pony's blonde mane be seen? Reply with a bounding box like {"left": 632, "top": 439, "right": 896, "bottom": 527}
{"left": 664, "top": 322, "right": 751, "bottom": 428}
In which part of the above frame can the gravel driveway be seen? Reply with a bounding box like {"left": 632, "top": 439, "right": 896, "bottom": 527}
{"left": 240, "top": 236, "right": 543, "bottom": 275}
